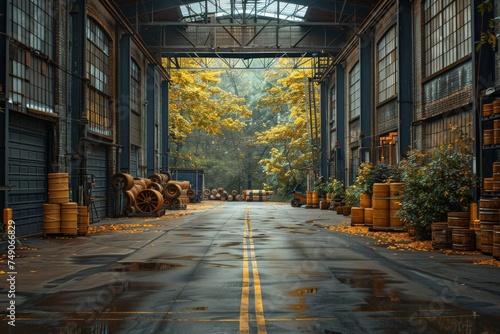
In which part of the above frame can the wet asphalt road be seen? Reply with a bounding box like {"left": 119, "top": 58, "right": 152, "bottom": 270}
{"left": 1, "top": 201, "right": 500, "bottom": 334}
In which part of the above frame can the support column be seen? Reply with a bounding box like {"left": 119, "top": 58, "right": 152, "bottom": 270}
{"left": 0, "top": 0, "right": 9, "bottom": 209}
{"left": 359, "top": 35, "right": 372, "bottom": 164}
{"left": 118, "top": 34, "right": 131, "bottom": 173}
{"left": 320, "top": 80, "right": 329, "bottom": 179}
{"left": 398, "top": 0, "right": 413, "bottom": 159}
{"left": 146, "top": 64, "right": 156, "bottom": 176}
{"left": 161, "top": 80, "right": 169, "bottom": 172}
{"left": 335, "top": 64, "right": 346, "bottom": 183}
{"left": 69, "top": 0, "right": 87, "bottom": 205}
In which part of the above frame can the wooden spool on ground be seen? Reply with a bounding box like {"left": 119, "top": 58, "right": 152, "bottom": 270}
{"left": 60, "top": 202, "right": 78, "bottom": 235}
{"left": 135, "top": 189, "right": 164, "bottom": 213}
{"left": 43, "top": 203, "right": 61, "bottom": 234}
{"left": 111, "top": 173, "right": 134, "bottom": 191}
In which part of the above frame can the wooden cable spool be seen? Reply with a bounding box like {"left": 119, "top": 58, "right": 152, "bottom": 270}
{"left": 111, "top": 173, "right": 134, "bottom": 191}
{"left": 135, "top": 189, "right": 164, "bottom": 213}
{"left": 147, "top": 182, "right": 164, "bottom": 193}
{"left": 186, "top": 188, "right": 196, "bottom": 199}
{"left": 134, "top": 178, "right": 148, "bottom": 189}
{"left": 148, "top": 173, "right": 165, "bottom": 185}
{"left": 164, "top": 182, "right": 182, "bottom": 199}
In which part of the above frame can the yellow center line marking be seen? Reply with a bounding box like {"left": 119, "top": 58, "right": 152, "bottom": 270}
{"left": 239, "top": 206, "right": 268, "bottom": 334}
{"left": 239, "top": 214, "right": 250, "bottom": 334}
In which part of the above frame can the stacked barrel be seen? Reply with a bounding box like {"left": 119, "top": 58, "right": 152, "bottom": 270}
{"left": 242, "top": 189, "right": 273, "bottom": 202}
{"left": 372, "top": 183, "right": 390, "bottom": 230}
{"left": 389, "top": 183, "right": 404, "bottom": 230}
{"left": 44, "top": 173, "right": 79, "bottom": 236}
{"left": 479, "top": 198, "right": 500, "bottom": 255}
{"left": 448, "top": 211, "right": 475, "bottom": 251}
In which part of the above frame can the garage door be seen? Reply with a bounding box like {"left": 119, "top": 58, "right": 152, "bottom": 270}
{"left": 87, "top": 143, "right": 108, "bottom": 222}
{"left": 8, "top": 113, "right": 49, "bottom": 236}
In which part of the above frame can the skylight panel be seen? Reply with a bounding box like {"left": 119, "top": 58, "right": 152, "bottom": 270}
{"left": 179, "top": 0, "right": 307, "bottom": 23}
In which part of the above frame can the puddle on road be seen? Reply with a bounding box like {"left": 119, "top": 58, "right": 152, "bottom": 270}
{"left": 332, "top": 268, "right": 500, "bottom": 333}
{"left": 287, "top": 287, "right": 318, "bottom": 311}
{"left": 187, "top": 306, "right": 209, "bottom": 311}
{"left": 113, "top": 262, "right": 184, "bottom": 272}
{"left": 220, "top": 241, "right": 241, "bottom": 247}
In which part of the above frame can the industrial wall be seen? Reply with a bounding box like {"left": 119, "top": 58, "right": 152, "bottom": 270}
{"left": 0, "top": 0, "right": 170, "bottom": 236}
{"left": 326, "top": 0, "right": 476, "bottom": 186}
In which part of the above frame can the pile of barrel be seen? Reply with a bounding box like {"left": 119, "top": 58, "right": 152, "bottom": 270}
{"left": 111, "top": 172, "right": 195, "bottom": 216}
{"left": 43, "top": 173, "right": 89, "bottom": 236}
{"left": 478, "top": 160, "right": 500, "bottom": 259}
{"left": 203, "top": 188, "right": 273, "bottom": 202}
{"left": 350, "top": 182, "right": 404, "bottom": 231}
{"left": 204, "top": 188, "right": 236, "bottom": 201}
{"left": 241, "top": 190, "right": 273, "bottom": 202}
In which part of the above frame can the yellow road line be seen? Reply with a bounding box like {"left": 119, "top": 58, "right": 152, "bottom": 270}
{"left": 240, "top": 206, "right": 268, "bottom": 334}
{"left": 239, "top": 214, "right": 250, "bottom": 334}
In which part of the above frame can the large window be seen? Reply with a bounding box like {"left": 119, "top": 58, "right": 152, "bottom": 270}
{"left": 377, "top": 26, "right": 397, "bottom": 102}
{"left": 349, "top": 62, "right": 360, "bottom": 119}
{"left": 9, "top": 0, "right": 55, "bottom": 113}
{"left": 86, "top": 18, "right": 111, "bottom": 136}
{"left": 330, "top": 85, "right": 336, "bottom": 129}
{"left": 130, "top": 60, "right": 142, "bottom": 146}
{"left": 11, "top": 0, "right": 54, "bottom": 58}
{"left": 424, "top": 0, "right": 471, "bottom": 76}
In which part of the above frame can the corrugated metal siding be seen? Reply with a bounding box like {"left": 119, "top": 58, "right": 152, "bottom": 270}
{"left": 8, "top": 113, "right": 48, "bottom": 236}
{"left": 87, "top": 143, "right": 108, "bottom": 222}
{"left": 130, "top": 145, "right": 139, "bottom": 177}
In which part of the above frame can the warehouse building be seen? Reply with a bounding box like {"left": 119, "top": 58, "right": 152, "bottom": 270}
{"left": 0, "top": 0, "right": 496, "bottom": 236}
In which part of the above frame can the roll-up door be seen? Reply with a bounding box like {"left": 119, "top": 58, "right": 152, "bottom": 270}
{"left": 87, "top": 144, "right": 108, "bottom": 222}
{"left": 130, "top": 145, "right": 139, "bottom": 177}
{"left": 8, "top": 113, "right": 49, "bottom": 236}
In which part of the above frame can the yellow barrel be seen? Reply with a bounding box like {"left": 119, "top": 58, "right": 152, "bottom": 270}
{"left": 311, "top": 191, "right": 319, "bottom": 208}
{"left": 389, "top": 183, "right": 404, "bottom": 230}
{"left": 372, "top": 183, "right": 390, "bottom": 230}
{"left": 484, "top": 103, "right": 493, "bottom": 117}
{"left": 350, "top": 207, "right": 364, "bottom": 226}
{"left": 364, "top": 208, "right": 373, "bottom": 226}
{"left": 373, "top": 183, "right": 390, "bottom": 198}
{"left": 77, "top": 206, "right": 90, "bottom": 236}
{"left": 48, "top": 173, "right": 69, "bottom": 204}
{"left": 60, "top": 202, "right": 78, "bottom": 235}
{"left": 484, "top": 129, "right": 494, "bottom": 146}
{"left": 43, "top": 203, "right": 61, "bottom": 234}
{"left": 360, "top": 193, "right": 372, "bottom": 208}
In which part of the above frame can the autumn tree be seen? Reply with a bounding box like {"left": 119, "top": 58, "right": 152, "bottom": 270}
{"left": 167, "top": 59, "right": 252, "bottom": 168}
{"left": 255, "top": 59, "right": 320, "bottom": 195}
